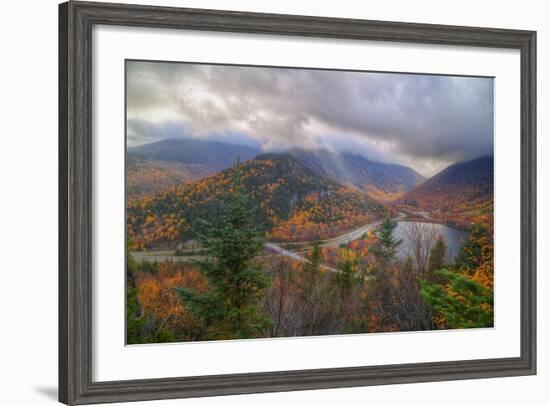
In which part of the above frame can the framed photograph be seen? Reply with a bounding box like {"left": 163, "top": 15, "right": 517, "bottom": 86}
{"left": 59, "top": 1, "right": 536, "bottom": 404}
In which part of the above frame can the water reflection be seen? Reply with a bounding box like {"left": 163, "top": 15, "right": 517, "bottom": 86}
{"left": 393, "top": 221, "right": 469, "bottom": 262}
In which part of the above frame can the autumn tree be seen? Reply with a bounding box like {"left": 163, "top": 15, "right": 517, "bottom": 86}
{"left": 421, "top": 215, "right": 494, "bottom": 329}
{"left": 126, "top": 243, "right": 177, "bottom": 343}
{"left": 175, "top": 161, "right": 272, "bottom": 340}
{"left": 298, "top": 242, "right": 339, "bottom": 336}
{"left": 390, "top": 255, "right": 434, "bottom": 331}
{"left": 454, "top": 219, "right": 492, "bottom": 273}
{"left": 263, "top": 255, "right": 302, "bottom": 337}
{"left": 299, "top": 242, "right": 323, "bottom": 334}
{"left": 403, "top": 222, "right": 439, "bottom": 275}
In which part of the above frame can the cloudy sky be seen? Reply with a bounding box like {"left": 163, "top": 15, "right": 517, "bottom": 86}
{"left": 126, "top": 61, "right": 494, "bottom": 177}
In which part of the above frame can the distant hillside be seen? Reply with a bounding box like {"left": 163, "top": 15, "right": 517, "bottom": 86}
{"left": 127, "top": 138, "right": 259, "bottom": 198}
{"left": 127, "top": 153, "right": 389, "bottom": 248}
{"left": 288, "top": 149, "right": 425, "bottom": 201}
{"left": 127, "top": 139, "right": 424, "bottom": 201}
{"left": 395, "top": 156, "right": 494, "bottom": 227}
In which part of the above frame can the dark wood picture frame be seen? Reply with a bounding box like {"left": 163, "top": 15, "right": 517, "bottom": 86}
{"left": 59, "top": 1, "right": 537, "bottom": 404}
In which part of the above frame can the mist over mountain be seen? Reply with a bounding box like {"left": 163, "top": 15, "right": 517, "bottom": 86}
{"left": 127, "top": 138, "right": 424, "bottom": 201}
{"left": 127, "top": 62, "right": 494, "bottom": 176}
{"left": 288, "top": 148, "right": 425, "bottom": 201}
{"left": 395, "top": 155, "right": 494, "bottom": 227}
{"left": 128, "top": 138, "right": 260, "bottom": 167}
{"left": 127, "top": 138, "right": 260, "bottom": 198}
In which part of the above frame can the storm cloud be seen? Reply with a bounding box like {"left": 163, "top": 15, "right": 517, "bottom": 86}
{"left": 126, "top": 61, "right": 493, "bottom": 176}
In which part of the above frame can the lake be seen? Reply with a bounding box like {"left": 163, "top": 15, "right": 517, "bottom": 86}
{"left": 393, "top": 221, "right": 469, "bottom": 262}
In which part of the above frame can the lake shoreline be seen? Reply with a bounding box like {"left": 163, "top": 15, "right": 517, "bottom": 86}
{"left": 393, "top": 220, "right": 469, "bottom": 262}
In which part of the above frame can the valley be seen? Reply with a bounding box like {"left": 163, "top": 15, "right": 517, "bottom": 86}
{"left": 124, "top": 62, "right": 495, "bottom": 344}
{"left": 394, "top": 156, "right": 494, "bottom": 230}
{"left": 127, "top": 139, "right": 493, "bottom": 277}
{"left": 126, "top": 138, "right": 494, "bottom": 342}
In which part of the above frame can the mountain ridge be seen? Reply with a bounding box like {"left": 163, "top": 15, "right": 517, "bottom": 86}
{"left": 126, "top": 152, "right": 389, "bottom": 248}
{"left": 288, "top": 148, "right": 425, "bottom": 201}
{"left": 394, "top": 155, "right": 494, "bottom": 228}
{"left": 127, "top": 138, "right": 260, "bottom": 198}
{"left": 127, "top": 138, "right": 424, "bottom": 201}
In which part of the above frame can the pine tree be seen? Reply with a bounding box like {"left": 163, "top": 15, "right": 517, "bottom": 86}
{"left": 336, "top": 258, "right": 356, "bottom": 293}
{"left": 454, "top": 221, "right": 491, "bottom": 272}
{"left": 126, "top": 243, "right": 145, "bottom": 344}
{"left": 176, "top": 160, "right": 272, "bottom": 340}
{"left": 420, "top": 269, "right": 493, "bottom": 329}
{"left": 427, "top": 235, "right": 447, "bottom": 282}
{"left": 372, "top": 216, "right": 402, "bottom": 267}
{"left": 299, "top": 242, "right": 322, "bottom": 334}
{"left": 304, "top": 242, "right": 321, "bottom": 277}
{"left": 367, "top": 217, "right": 403, "bottom": 330}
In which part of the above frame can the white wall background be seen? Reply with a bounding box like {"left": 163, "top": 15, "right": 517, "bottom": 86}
{"left": 0, "top": 0, "right": 547, "bottom": 405}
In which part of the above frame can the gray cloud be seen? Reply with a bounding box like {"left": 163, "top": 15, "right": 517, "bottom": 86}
{"left": 126, "top": 61, "right": 493, "bottom": 176}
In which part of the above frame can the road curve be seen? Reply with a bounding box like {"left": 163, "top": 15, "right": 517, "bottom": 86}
{"left": 264, "top": 242, "right": 340, "bottom": 273}
{"left": 264, "top": 213, "right": 406, "bottom": 272}
{"left": 132, "top": 213, "right": 406, "bottom": 273}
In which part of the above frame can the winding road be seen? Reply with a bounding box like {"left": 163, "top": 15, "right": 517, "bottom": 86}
{"left": 263, "top": 212, "right": 406, "bottom": 272}
{"left": 263, "top": 242, "right": 340, "bottom": 273}
{"left": 132, "top": 213, "right": 406, "bottom": 274}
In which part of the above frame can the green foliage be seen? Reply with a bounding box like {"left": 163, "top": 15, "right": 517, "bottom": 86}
{"left": 126, "top": 242, "right": 143, "bottom": 344}
{"left": 335, "top": 257, "right": 360, "bottom": 293}
{"left": 372, "top": 216, "right": 402, "bottom": 267}
{"left": 454, "top": 221, "right": 491, "bottom": 272}
{"left": 126, "top": 245, "right": 176, "bottom": 344}
{"left": 126, "top": 285, "right": 146, "bottom": 344}
{"left": 304, "top": 242, "right": 321, "bottom": 276}
{"left": 138, "top": 260, "right": 159, "bottom": 274}
{"left": 420, "top": 269, "right": 493, "bottom": 329}
{"left": 427, "top": 235, "right": 447, "bottom": 282}
{"left": 175, "top": 161, "right": 272, "bottom": 340}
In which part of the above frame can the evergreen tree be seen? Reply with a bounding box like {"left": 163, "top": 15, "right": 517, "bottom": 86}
{"left": 420, "top": 269, "right": 493, "bottom": 329}
{"left": 126, "top": 286, "right": 147, "bottom": 344}
{"left": 126, "top": 243, "right": 145, "bottom": 344}
{"left": 299, "top": 242, "right": 322, "bottom": 334}
{"left": 372, "top": 216, "right": 402, "bottom": 267}
{"left": 454, "top": 221, "right": 491, "bottom": 273}
{"left": 336, "top": 258, "right": 357, "bottom": 293}
{"left": 175, "top": 160, "right": 271, "bottom": 340}
{"left": 366, "top": 217, "right": 403, "bottom": 330}
{"left": 303, "top": 242, "right": 321, "bottom": 278}
{"left": 427, "top": 235, "right": 447, "bottom": 282}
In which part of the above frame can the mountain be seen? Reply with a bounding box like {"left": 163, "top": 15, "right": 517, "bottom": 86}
{"left": 127, "top": 153, "right": 389, "bottom": 248}
{"left": 288, "top": 149, "right": 425, "bottom": 201}
{"left": 127, "top": 138, "right": 260, "bottom": 198}
{"left": 127, "top": 139, "right": 424, "bottom": 202}
{"left": 128, "top": 138, "right": 260, "bottom": 166}
{"left": 395, "top": 156, "right": 494, "bottom": 227}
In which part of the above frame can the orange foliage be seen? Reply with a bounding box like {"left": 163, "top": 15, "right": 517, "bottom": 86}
{"left": 136, "top": 262, "right": 206, "bottom": 338}
{"left": 468, "top": 212, "right": 494, "bottom": 289}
